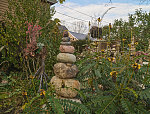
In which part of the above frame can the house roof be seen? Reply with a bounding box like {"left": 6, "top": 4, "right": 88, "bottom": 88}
{"left": 69, "top": 31, "right": 95, "bottom": 41}
{"left": 58, "top": 25, "right": 68, "bottom": 33}
{"left": 46, "top": 0, "right": 57, "bottom": 5}
{"left": 69, "top": 31, "right": 88, "bottom": 40}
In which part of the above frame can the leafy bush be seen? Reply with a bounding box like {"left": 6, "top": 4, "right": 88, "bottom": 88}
{"left": 76, "top": 49, "right": 150, "bottom": 113}
{"left": 0, "top": 0, "right": 62, "bottom": 76}
{"left": 102, "top": 9, "right": 150, "bottom": 51}
{"left": 0, "top": 0, "right": 63, "bottom": 113}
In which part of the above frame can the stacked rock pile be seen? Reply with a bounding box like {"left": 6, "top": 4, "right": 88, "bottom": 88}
{"left": 50, "top": 31, "right": 80, "bottom": 99}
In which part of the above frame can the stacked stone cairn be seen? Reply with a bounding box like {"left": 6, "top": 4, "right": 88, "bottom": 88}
{"left": 50, "top": 31, "right": 80, "bottom": 100}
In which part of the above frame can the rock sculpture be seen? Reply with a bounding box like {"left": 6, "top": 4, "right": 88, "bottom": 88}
{"left": 50, "top": 31, "right": 80, "bottom": 98}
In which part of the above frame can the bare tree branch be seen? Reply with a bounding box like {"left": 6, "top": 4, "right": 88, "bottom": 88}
{"left": 72, "top": 21, "right": 87, "bottom": 33}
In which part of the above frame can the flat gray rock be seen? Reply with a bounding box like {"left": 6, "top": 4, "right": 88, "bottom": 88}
{"left": 62, "top": 37, "right": 70, "bottom": 42}
{"left": 57, "top": 53, "right": 76, "bottom": 63}
{"left": 61, "top": 42, "right": 71, "bottom": 45}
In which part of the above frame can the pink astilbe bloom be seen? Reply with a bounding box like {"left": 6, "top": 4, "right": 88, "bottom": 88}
{"left": 24, "top": 22, "right": 42, "bottom": 57}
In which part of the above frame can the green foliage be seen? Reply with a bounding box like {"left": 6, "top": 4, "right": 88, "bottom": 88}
{"left": 0, "top": 0, "right": 63, "bottom": 79}
{"left": 72, "top": 39, "right": 89, "bottom": 53}
{"left": 0, "top": 72, "right": 27, "bottom": 113}
{"left": 102, "top": 9, "right": 150, "bottom": 51}
{"left": 0, "top": 0, "right": 62, "bottom": 113}
{"left": 59, "top": 99, "right": 91, "bottom": 114}
{"left": 76, "top": 49, "right": 150, "bottom": 113}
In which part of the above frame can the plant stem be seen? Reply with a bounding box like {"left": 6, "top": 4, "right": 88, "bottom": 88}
{"left": 32, "top": 79, "right": 36, "bottom": 95}
{"left": 127, "top": 70, "right": 134, "bottom": 86}
{"left": 36, "top": 56, "right": 40, "bottom": 71}
{"left": 32, "top": 58, "right": 35, "bottom": 72}
{"left": 100, "top": 93, "right": 119, "bottom": 114}
{"left": 27, "top": 59, "right": 32, "bottom": 75}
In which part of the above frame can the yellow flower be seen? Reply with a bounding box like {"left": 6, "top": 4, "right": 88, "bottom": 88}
{"left": 128, "top": 44, "right": 131, "bottom": 47}
{"left": 40, "top": 89, "right": 45, "bottom": 96}
{"left": 110, "top": 71, "right": 118, "bottom": 77}
{"left": 135, "top": 42, "right": 138, "bottom": 45}
{"left": 30, "top": 75, "right": 34, "bottom": 79}
{"left": 101, "top": 49, "right": 105, "bottom": 53}
{"left": 108, "top": 57, "right": 111, "bottom": 62}
{"left": 108, "top": 57, "right": 115, "bottom": 62}
{"left": 132, "top": 63, "right": 141, "bottom": 69}
{"left": 132, "top": 63, "right": 137, "bottom": 68}
{"left": 111, "top": 58, "right": 115, "bottom": 61}
{"left": 22, "top": 91, "right": 27, "bottom": 96}
{"left": 122, "top": 38, "right": 126, "bottom": 41}
{"left": 138, "top": 64, "right": 141, "bottom": 69}
{"left": 97, "top": 17, "right": 101, "bottom": 22}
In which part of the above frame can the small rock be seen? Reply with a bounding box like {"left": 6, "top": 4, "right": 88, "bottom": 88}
{"left": 50, "top": 76, "right": 80, "bottom": 98}
{"left": 62, "top": 37, "right": 70, "bottom": 42}
{"left": 61, "top": 42, "right": 71, "bottom": 45}
{"left": 66, "top": 63, "right": 72, "bottom": 67}
{"left": 54, "top": 63, "right": 78, "bottom": 79}
{"left": 57, "top": 53, "right": 76, "bottom": 63}
{"left": 59, "top": 45, "right": 75, "bottom": 53}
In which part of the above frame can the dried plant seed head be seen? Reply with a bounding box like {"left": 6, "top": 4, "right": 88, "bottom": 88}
{"left": 109, "top": 23, "right": 112, "bottom": 29}
{"left": 110, "top": 71, "right": 118, "bottom": 83}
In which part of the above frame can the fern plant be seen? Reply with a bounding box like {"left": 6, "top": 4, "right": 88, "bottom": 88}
{"left": 76, "top": 49, "right": 150, "bottom": 114}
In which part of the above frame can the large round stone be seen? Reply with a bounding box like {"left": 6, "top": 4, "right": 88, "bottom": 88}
{"left": 59, "top": 45, "right": 75, "bottom": 53}
{"left": 61, "top": 42, "right": 71, "bottom": 45}
{"left": 54, "top": 63, "right": 78, "bottom": 79}
{"left": 57, "top": 53, "right": 76, "bottom": 63}
{"left": 50, "top": 76, "right": 80, "bottom": 98}
{"left": 62, "top": 37, "right": 70, "bottom": 42}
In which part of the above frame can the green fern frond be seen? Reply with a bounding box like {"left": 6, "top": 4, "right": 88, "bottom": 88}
{"left": 48, "top": 97, "right": 65, "bottom": 114}
{"left": 124, "top": 87, "right": 138, "bottom": 98}
{"left": 79, "top": 61, "right": 97, "bottom": 75}
{"left": 134, "top": 104, "right": 149, "bottom": 114}
{"left": 120, "top": 98, "right": 136, "bottom": 114}
{"left": 86, "top": 95, "right": 112, "bottom": 107}
{"left": 59, "top": 99, "right": 91, "bottom": 114}
{"left": 95, "top": 95, "right": 118, "bottom": 114}
{"left": 139, "top": 88, "right": 150, "bottom": 100}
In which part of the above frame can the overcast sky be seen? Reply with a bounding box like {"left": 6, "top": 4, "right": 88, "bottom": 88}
{"left": 53, "top": 0, "right": 150, "bottom": 33}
